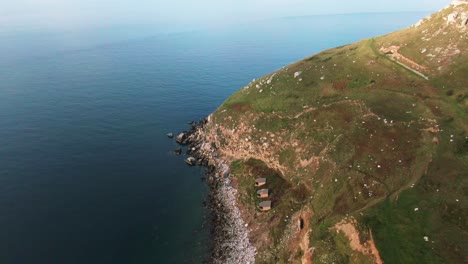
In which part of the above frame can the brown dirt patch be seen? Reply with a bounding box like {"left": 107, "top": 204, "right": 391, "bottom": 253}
{"left": 333, "top": 217, "right": 383, "bottom": 264}
{"left": 333, "top": 80, "right": 349, "bottom": 91}
{"left": 299, "top": 156, "right": 320, "bottom": 169}
{"left": 230, "top": 103, "right": 251, "bottom": 112}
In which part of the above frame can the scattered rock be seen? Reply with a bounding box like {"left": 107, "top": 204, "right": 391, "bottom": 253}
{"left": 185, "top": 157, "right": 197, "bottom": 166}
{"left": 176, "top": 132, "right": 188, "bottom": 145}
{"left": 167, "top": 133, "right": 174, "bottom": 138}
{"left": 267, "top": 73, "right": 277, "bottom": 84}
{"left": 451, "top": 0, "right": 467, "bottom": 6}
{"left": 414, "top": 19, "right": 424, "bottom": 27}
{"left": 174, "top": 147, "right": 182, "bottom": 155}
{"left": 170, "top": 118, "right": 256, "bottom": 263}
{"left": 447, "top": 12, "right": 459, "bottom": 25}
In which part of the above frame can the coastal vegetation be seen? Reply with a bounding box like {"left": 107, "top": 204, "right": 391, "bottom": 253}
{"left": 189, "top": 2, "right": 467, "bottom": 263}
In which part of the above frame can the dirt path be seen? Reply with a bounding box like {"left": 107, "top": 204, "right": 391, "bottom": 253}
{"left": 271, "top": 106, "right": 317, "bottom": 120}
{"left": 300, "top": 230, "right": 313, "bottom": 264}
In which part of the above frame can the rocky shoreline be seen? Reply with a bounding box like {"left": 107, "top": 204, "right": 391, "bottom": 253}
{"left": 177, "top": 116, "right": 256, "bottom": 264}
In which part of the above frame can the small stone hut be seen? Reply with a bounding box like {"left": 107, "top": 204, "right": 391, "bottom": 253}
{"left": 257, "top": 189, "right": 269, "bottom": 198}
{"left": 255, "top": 178, "right": 266, "bottom": 187}
{"left": 259, "top": 201, "right": 272, "bottom": 211}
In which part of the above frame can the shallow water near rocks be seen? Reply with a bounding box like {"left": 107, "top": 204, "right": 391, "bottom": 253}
{"left": 0, "top": 12, "right": 428, "bottom": 263}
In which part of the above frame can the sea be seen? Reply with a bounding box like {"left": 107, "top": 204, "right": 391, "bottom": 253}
{"left": 0, "top": 12, "right": 429, "bottom": 264}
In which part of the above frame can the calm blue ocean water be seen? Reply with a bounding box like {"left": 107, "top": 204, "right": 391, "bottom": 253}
{"left": 0, "top": 12, "right": 428, "bottom": 264}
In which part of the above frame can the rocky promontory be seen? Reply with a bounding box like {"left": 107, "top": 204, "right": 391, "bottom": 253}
{"left": 184, "top": 117, "right": 256, "bottom": 264}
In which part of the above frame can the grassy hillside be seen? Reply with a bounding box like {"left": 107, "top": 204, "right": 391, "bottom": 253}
{"left": 203, "top": 3, "right": 467, "bottom": 263}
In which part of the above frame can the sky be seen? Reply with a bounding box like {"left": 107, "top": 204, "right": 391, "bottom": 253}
{"left": 0, "top": 0, "right": 452, "bottom": 32}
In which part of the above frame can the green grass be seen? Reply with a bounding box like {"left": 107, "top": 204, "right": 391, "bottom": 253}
{"left": 361, "top": 141, "right": 467, "bottom": 263}
{"left": 233, "top": 158, "right": 290, "bottom": 207}
{"left": 362, "top": 196, "right": 438, "bottom": 263}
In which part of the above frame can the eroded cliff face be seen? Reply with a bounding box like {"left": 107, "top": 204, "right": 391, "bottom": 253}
{"left": 195, "top": 3, "right": 467, "bottom": 263}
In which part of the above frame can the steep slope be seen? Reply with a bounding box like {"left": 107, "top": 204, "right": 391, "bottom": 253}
{"left": 196, "top": 2, "right": 467, "bottom": 263}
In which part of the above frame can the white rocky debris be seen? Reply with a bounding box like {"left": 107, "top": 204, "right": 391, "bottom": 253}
{"left": 447, "top": 12, "right": 459, "bottom": 25}
{"left": 267, "top": 73, "right": 277, "bottom": 84}
{"left": 446, "top": 4, "right": 468, "bottom": 28}
{"left": 414, "top": 19, "right": 425, "bottom": 27}
{"left": 460, "top": 12, "right": 468, "bottom": 26}
{"left": 193, "top": 124, "right": 256, "bottom": 264}
{"left": 451, "top": 0, "right": 468, "bottom": 7}
{"left": 294, "top": 71, "right": 302, "bottom": 78}
{"left": 418, "top": 0, "right": 467, "bottom": 28}
{"left": 213, "top": 177, "right": 257, "bottom": 264}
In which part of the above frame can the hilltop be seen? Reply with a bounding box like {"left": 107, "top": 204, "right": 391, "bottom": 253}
{"left": 189, "top": 2, "right": 467, "bottom": 263}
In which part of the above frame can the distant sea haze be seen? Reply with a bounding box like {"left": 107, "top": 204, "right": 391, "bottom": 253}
{"left": 0, "top": 12, "right": 429, "bottom": 264}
